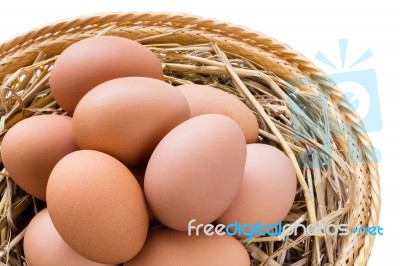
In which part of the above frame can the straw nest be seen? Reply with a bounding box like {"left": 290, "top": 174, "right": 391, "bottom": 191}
{"left": 0, "top": 12, "right": 380, "bottom": 266}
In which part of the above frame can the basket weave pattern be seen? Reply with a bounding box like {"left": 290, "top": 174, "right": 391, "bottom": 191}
{"left": 0, "top": 12, "right": 380, "bottom": 266}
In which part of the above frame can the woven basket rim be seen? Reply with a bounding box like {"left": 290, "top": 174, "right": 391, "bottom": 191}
{"left": 0, "top": 12, "right": 324, "bottom": 78}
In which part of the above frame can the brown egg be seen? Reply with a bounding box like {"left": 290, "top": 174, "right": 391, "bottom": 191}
{"left": 177, "top": 84, "right": 259, "bottom": 143}
{"left": 1, "top": 115, "right": 78, "bottom": 200}
{"left": 130, "top": 165, "right": 158, "bottom": 227}
{"left": 124, "top": 226, "right": 249, "bottom": 266}
{"left": 46, "top": 150, "right": 148, "bottom": 264}
{"left": 50, "top": 36, "right": 163, "bottom": 114}
{"left": 217, "top": 144, "right": 297, "bottom": 238}
{"left": 145, "top": 114, "right": 246, "bottom": 231}
{"left": 24, "top": 209, "right": 116, "bottom": 266}
{"left": 73, "top": 77, "right": 190, "bottom": 166}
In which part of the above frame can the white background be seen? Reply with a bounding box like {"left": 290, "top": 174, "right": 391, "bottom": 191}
{"left": 0, "top": 1, "right": 398, "bottom": 264}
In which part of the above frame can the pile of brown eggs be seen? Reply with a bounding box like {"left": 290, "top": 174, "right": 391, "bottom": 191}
{"left": 1, "top": 36, "right": 297, "bottom": 266}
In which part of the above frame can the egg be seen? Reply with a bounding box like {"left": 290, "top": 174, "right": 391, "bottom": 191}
{"left": 73, "top": 77, "right": 190, "bottom": 166}
{"left": 46, "top": 150, "right": 148, "bottom": 264}
{"left": 1, "top": 115, "right": 78, "bottom": 200}
{"left": 24, "top": 209, "right": 116, "bottom": 266}
{"left": 123, "top": 226, "right": 250, "bottom": 266}
{"left": 216, "top": 143, "right": 297, "bottom": 238}
{"left": 130, "top": 165, "right": 158, "bottom": 227}
{"left": 50, "top": 36, "right": 163, "bottom": 114}
{"left": 177, "top": 84, "right": 259, "bottom": 143}
{"left": 144, "top": 114, "right": 246, "bottom": 231}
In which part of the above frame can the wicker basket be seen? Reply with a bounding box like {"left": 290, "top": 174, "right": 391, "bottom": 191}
{"left": 0, "top": 12, "right": 380, "bottom": 266}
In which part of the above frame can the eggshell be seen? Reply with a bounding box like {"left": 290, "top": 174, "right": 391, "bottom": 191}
{"left": 145, "top": 114, "right": 246, "bottom": 231}
{"left": 50, "top": 36, "right": 163, "bottom": 114}
{"left": 123, "top": 226, "right": 250, "bottom": 266}
{"left": 24, "top": 209, "right": 116, "bottom": 266}
{"left": 177, "top": 84, "right": 259, "bottom": 143}
{"left": 130, "top": 165, "right": 158, "bottom": 227}
{"left": 1, "top": 115, "right": 78, "bottom": 200}
{"left": 216, "top": 144, "right": 297, "bottom": 238}
{"left": 73, "top": 77, "right": 190, "bottom": 166}
{"left": 46, "top": 150, "right": 148, "bottom": 264}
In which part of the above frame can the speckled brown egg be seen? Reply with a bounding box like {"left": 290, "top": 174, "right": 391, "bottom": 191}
{"left": 1, "top": 115, "right": 78, "bottom": 200}
{"left": 50, "top": 36, "right": 163, "bottom": 114}
{"left": 216, "top": 143, "right": 297, "bottom": 238}
{"left": 46, "top": 150, "right": 148, "bottom": 264}
{"left": 24, "top": 208, "right": 116, "bottom": 266}
{"left": 123, "top": 226, "right": 250, "bottom": 266}
{"left": 177, "top": 84, "right": 259, "bottom": 143}
{"left": 145, "top": 114, "right": 247, "bottom": 231}
{"left": 72, "top": 77, "right": 190, "bottom": 166}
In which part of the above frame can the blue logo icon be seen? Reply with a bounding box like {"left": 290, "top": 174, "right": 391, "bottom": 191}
{"left": 288, "top": 39, "right": 382, "bottom": 167}
{"left": 315, "top": 39, "right": 382, "bottom": 133}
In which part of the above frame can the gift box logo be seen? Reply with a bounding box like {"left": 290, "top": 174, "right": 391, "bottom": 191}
{"left": 315, "top": 39, "right": 382, "bottom": 132}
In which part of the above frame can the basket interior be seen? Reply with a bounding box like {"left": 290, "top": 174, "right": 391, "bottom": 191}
{"left": 0, "top": 12, "right": 380, "bottom": 266}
